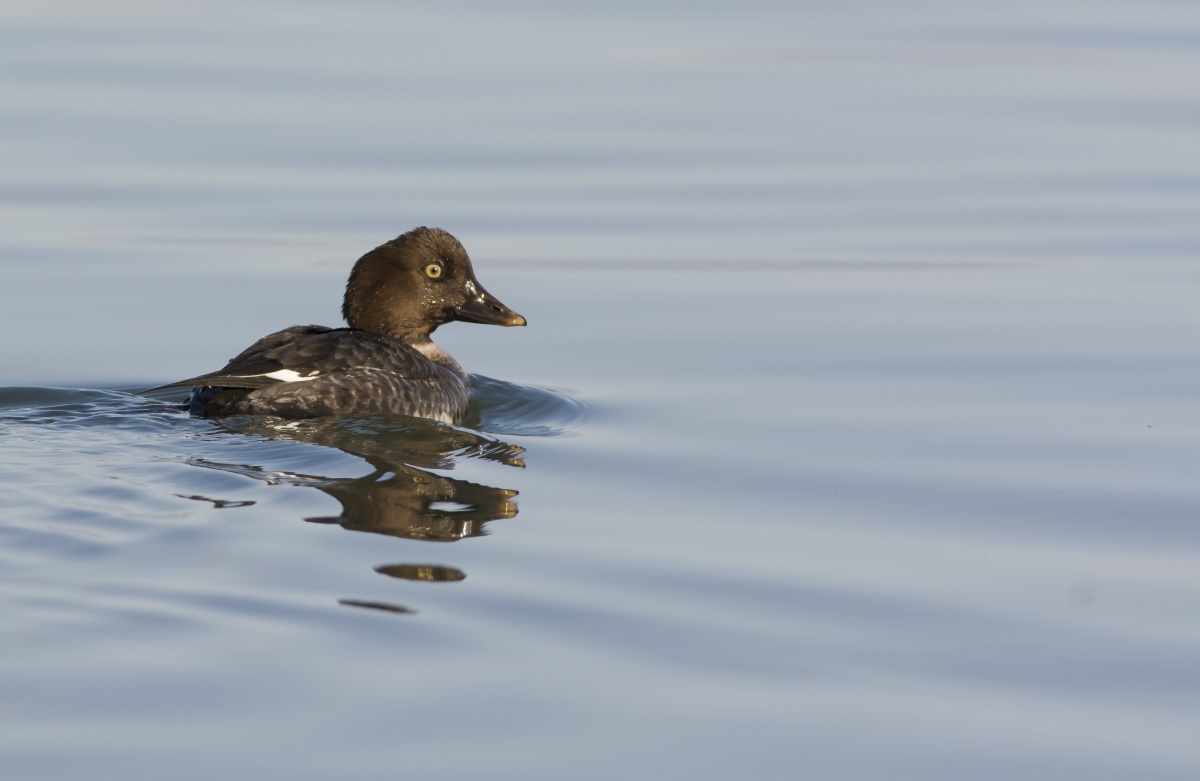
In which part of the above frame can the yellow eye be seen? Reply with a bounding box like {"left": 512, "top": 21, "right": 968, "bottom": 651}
{"left": 425, "top": 263, "right": 443, "bottom": 279}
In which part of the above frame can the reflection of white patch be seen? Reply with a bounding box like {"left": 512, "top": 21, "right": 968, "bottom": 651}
{"left": 429, "top": 500, "right": 472, "bottom": 512}
{"left": 263, "top": 369, "right": 320, "bottom": 382}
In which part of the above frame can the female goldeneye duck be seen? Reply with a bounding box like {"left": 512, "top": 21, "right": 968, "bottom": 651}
{"left": 154, "top": 227, "right": 526, "bottom": 422}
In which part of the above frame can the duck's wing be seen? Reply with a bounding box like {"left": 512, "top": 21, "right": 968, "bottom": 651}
{"left": 150, "top": 326, "right": 436, "bottom": 391}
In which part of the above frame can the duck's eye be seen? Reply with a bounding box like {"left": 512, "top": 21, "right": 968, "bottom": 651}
{"left": 425, "top": 263, "right": 443, "bottom": 279}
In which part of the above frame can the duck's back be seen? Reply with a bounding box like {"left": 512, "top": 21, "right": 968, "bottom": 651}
{"left": 166, "top": 326, "right": 470, "bottom": 421}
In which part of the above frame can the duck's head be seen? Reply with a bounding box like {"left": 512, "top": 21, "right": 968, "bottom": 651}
{"left": 342, "top": 227, "right": 526, "bottom": 339}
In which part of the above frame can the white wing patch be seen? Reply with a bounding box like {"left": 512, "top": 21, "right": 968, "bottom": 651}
{"left": 262, "top": 369, "right": 320, "bottom": 383}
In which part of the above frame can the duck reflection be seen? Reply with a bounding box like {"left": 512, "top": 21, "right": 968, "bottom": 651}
{"left": 184, "top": 413, "right": 523, "bottom": 613}
{"left": 197, "top": 414, "right": 522, "bottom": 539}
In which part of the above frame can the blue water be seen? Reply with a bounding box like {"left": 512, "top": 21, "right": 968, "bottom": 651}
{"left": 3, "top": 2, "right": 1200, "bottom": 779}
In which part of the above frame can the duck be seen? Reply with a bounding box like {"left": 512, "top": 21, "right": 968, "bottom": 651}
{"left": 153, "top": 227, "right": 526, "bottom": 422}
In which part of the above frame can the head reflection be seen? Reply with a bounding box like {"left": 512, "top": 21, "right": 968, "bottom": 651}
{"left": 302, "top": 457, "right": 518, "bottom": 540}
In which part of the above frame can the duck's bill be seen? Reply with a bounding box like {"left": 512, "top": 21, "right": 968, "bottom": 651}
{"left": 453, "top": 289, "right": 527, "bottom": 327}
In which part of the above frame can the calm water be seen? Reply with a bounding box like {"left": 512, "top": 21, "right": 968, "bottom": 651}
{"left": 3, "top": 2, "right": 1200, "bottom": 779}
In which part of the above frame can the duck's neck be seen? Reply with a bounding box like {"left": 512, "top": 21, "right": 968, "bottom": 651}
{"left": 409, "top": 336, "right": 465, "bottom": 378}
